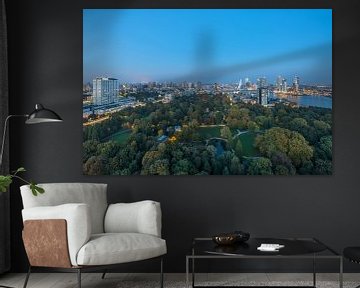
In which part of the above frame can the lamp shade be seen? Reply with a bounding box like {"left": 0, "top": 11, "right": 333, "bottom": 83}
{"left": 25, "top": 104, "right": 63, "bottom": 124}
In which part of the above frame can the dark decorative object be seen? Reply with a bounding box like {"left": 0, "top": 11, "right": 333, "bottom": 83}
{"left": 212, "top": 230, "right": 250, "bottom": 245}
{"left": 233, "top": 230, "right": 250, "bottom": 242}
{"left": 212, "top": 233, "right": 237, "bottom": 245}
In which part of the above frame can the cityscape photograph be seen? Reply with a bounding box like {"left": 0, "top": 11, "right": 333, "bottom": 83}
{"left": 83, "top": 9, "right": 332, "bottom": 175}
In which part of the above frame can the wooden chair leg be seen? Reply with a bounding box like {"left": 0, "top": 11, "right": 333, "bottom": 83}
{"left": 22, "top": 266, "right": 31, "bottom": 288}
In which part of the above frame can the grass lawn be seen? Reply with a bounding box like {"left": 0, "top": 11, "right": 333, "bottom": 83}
{"left": 239, "top": 132, "right": 260, "bottom": 157}
{"left": 197, "top": 126, "right": 222, "bottom": 138}
{"left": 105, "top": 129, "right": 132, "bottom": 144}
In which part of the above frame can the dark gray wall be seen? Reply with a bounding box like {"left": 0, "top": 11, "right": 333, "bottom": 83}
{"left": 5, "top": 0, "right": 360, "bottom": 273}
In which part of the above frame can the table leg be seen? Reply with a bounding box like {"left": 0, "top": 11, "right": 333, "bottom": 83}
{"left": 186, "top": 257, "right": 189, "bottom": 288}
{"left": 313, "top": 254, "right": 316, "bottom": 287}
{"left": 192, "top": 257, "right": 195, "bottom": 288}
{"left": 339, "top": 257, "right": 343, "bottom": 288}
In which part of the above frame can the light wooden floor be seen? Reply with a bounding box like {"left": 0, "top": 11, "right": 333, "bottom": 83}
{"left": 0, "top": 273, "right": 359, "bottom": 288}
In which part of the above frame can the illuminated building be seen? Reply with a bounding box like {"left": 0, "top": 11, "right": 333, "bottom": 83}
{"left": 293, "top": 76, "right": 300, "bottom": 93}
{"left": 93, "top": 77, "right": 119, "bottom": 106}
{"left": 257, "top": 77, "right": 267, "bottom": 88}
{"left": 258, "top": 87, "right": 268, "bottom": 106}
{"left": 281, "top": 78, "right": 287, "bottom": 92}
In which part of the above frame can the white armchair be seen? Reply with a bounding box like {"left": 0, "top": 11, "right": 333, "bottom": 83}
{"left": 20, "top": 183, "right": 166, "bottom": 288}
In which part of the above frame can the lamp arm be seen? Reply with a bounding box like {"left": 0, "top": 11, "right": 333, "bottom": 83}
{"left": 0, "top": 114, "right": 28, "bottom": 169}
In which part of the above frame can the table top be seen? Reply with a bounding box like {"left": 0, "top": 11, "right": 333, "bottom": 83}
{"left": 189, "top": 237, "right": 340, "bottom": 258}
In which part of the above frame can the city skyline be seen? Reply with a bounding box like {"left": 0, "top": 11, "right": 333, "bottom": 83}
{"left": 83, "top": 75, "right": 330, "bottom": 87}
{"left": 83, "top": 9, "right": 332, "bottom": 85}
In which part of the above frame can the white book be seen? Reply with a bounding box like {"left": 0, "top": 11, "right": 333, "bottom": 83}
{"left": 257, "top": 243, "right": 285, "bottom": 251}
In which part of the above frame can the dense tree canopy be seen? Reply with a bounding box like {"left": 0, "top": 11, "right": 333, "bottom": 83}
{"left": 255, "top": 127, "right": 313, "bottom": 167}
{"left": 83, "top": 92, "right": 332, "bottom": 175}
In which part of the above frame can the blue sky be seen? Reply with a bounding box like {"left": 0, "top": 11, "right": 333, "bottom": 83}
{"left": 83, "top": 9, "right": 332, "bottom": 85}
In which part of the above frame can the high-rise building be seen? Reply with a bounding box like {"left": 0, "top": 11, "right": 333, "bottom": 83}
{"left": 293, "top": 76, "right": 300, "bottom": 93}
{"left": 276, "top": 76, "right": 283, "bottom": 91}
{"left": 257, "top": 77, "right": 267, "bottom": 88}
{"left": 281, "top": 78, "right": 287, "bottom": 92}
{"left": 244, "top": 77, "right": 251, "bottom": 89}
{"left": 93, "top": 77, "right": 119, "bottom": 106}
{"left": 258, "top": 87, "right": 268, "bottom": 106}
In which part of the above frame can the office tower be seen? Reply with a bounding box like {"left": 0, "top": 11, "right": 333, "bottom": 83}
{"left": 93, "top": 77, "right": 119, "bottom": 106}
{"left": 257, "top": 77, "right": 267, "bottom": 88}
{"left": 258, "top": 87, "right": 268, "bottom": 106}
{"left": 245, "top": 77, "right": 251, "bottom": 89}
{"left": 281, "top": 78, "right": 287, "bottom": 92}
{"left": 276, "top": 76, "right": 283, "bottom": 91}
{"left": 83, "top": 82, "right": 92, "bottom": 93}
{"left": 293, "top": 76, "right": 300, "bottom": 93}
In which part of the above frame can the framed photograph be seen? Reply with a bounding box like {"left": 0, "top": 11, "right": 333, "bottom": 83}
{"left": 83, "top": 9, "right": 332, "bottom": 175}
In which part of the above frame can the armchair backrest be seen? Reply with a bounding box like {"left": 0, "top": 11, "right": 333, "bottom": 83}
{"left": 20, "top": 183, "right": 108, "bottom": 234}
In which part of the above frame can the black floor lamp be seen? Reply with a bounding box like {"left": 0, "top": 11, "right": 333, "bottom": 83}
{"left": 0, "top": 103, "right": 62, "bottom": 288}
{"left": 0, "top": 103, "right": 63, "bottom": 167}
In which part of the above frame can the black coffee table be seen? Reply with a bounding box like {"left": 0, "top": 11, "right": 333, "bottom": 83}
{"left": 186, "top": 237, "right": 343, "bottom": 288}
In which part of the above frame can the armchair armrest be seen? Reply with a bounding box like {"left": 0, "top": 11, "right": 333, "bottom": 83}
{"left": 22, "top": 203, "right": 91, "bottom": 266}
{"left": 104, "top": 200, "right": 162, "bottom": 237}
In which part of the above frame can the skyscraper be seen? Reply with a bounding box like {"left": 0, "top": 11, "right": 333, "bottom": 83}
{"left": 244, "top": 77, "right": 251, "bottom": 89}
{"left": 257, "top": 77, "right": 267, "bottom": 88}
{"left": 293, "top": 76, "right": 300, "bottom": 93}
{"left": 93, "top": 77, "right": 119, "bottom": 106}
{"left": 281, "top": 78, "right": 287, "bottom": 92}
{"left": 276, "top": 76, "right": 283, "bottom": 91}
{"left": 258, "top": 87, "right": 268, "bottom": 106}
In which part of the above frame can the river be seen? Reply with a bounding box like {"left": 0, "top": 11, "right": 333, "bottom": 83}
{"left": 274, "top": 94, "right": 332, "bottom": 109}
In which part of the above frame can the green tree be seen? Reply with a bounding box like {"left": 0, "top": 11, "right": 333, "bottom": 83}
{"left": 255, "top": 127, "right": 313, "bottom": 167}
{"left": 270, "top": 152, "right": 296, "bottom": 175}
{"left": 255, "top": 115, "right": 272, "bottom": 129}
{"left": 147, "top": 159, "right": 170, "bottom": 175}
{"left": 229, "top": 156, "right": 242, "bottom": 174}
{"left": 289, "top": 117, "right": 308, "bottom": 131}
{"left": 141, "top": 150, "right": 162, "bottom": 174}
{"left": 222, "top": 166, "right": 230, "bottom": 175}
{"left": 248, "top": 121, "right": 260, "bottom": 132}
{"left": 83, "top": 156, "right": 107, "bottom": 175}
{"left": 172, "top": 159, "right": 196, "bottom": 175}
{"left": 247, "top": 157, "right": 272, "bottom": 175}
{"left": 234, "top": 139, "right": 243, "bottom": 158}
{"left": 83, "top": 140, "right": 99, "bottom": 162}
{"left": 220, "top": 126, "right": 232, "bottom": 140}
{"left": 313, "top": 120, "right": 331, "bottom": 136}
{"left": 314, "top": 159, "right": 332, "bottom": 175}
{"left": 315, "top": 135, "right": 332, "bottom": 160}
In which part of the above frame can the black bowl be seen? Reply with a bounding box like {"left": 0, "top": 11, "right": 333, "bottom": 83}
{"left": 212, "top": 234, "right": 237, "bottom": 245}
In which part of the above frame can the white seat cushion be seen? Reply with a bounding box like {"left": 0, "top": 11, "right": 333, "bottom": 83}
{"left": 76, "top": 233, "right": 167, "bottom": 266}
